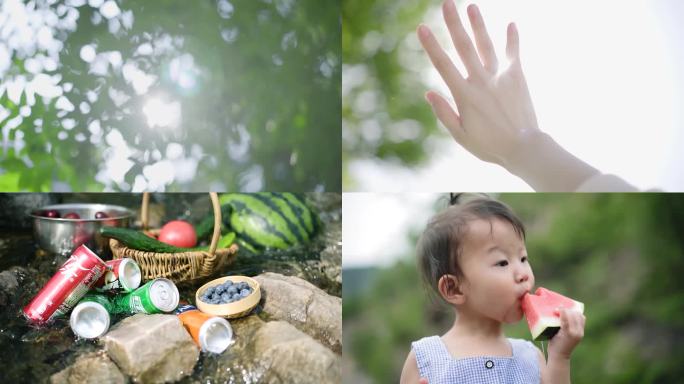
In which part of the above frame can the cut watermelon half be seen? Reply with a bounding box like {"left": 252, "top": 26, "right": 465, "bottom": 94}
{"left": 522, "top": 287, "right": 584, "bottom": 341}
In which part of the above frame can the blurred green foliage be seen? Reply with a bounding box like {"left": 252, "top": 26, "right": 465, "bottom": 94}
{"left": 343, "top": 193, "right": 684, "bottom": 383}
{"left": 0, "top": 0, "right": 340, "bottom": 191}
{"left": 342, "top": 0, "right": 442, "bottom": 188}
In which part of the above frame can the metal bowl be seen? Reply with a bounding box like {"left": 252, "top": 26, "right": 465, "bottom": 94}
{"left": 30, "top": 204, "right": 134, "bottom": 256}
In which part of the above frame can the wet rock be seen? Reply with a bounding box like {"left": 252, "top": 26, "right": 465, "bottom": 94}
{"left": 320, "top": 219, "right": 342, "bottom": 289}
{"left": 192, "top": 316, "right": 270, "bottom": 383}
{"left": 254, "top": 272, "right": 341, "bottom": 353}
{"left": 50, "top": 351, "right": 126, "bottom": 384}
{"left": 0, "top": 270, "right": 18, "bottom": 291}
{"left": 0, "top": 266, "right": 33, "bottom": 307}
{"left": 253, "top": 321, "right": 340, "bottom": 384}
{"left": 102, "top": 314, "right": 199, "bottom": 383}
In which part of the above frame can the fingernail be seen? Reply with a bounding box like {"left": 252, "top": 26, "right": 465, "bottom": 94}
{"left": 424, "top": 93, "right": 434, "bottom": 106}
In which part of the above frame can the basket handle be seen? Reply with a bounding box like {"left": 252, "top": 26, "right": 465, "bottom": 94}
{"left": 140, "top": 192, "right": 222, "bottom": 256}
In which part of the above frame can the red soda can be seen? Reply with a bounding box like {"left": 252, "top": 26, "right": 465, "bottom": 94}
{"left": 94, "top": 258, "right": 142, "bottom": 292}
{"left": 23, "top": 245, "right": 107, "bottom": 324}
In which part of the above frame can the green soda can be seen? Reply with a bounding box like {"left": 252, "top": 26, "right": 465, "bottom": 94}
{"left": 79, "top": 293, "right": 114, "bottom": 312}
{"left": 70, "top": 293, "right": 113, "bottom": 339}
{"left": 111, "top": 278, "right": 179, "bottom": 314}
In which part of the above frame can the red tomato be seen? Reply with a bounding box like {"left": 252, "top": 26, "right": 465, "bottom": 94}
{"left": 158, "top": 220, "right": 197, "bottom": 248}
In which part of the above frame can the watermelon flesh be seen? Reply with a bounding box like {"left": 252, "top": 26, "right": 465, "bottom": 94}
{"left": 522, "top": 287, "right": 584, "bottom": 341}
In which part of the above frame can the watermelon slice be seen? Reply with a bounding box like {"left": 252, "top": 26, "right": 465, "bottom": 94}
{"left": 522, "top": 287, "right": 584, "bottom": 341}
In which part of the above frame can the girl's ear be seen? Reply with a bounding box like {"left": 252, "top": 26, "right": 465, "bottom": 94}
{"left": 438, "top": 274, "right": 465, "bottom": 305}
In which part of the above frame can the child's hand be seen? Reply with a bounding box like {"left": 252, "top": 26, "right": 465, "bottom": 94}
{"left": 417, "top": 1, "right": 540, "bottom": 168}
{"left": 548, "top": 308, "right": 586, "bottom": 360}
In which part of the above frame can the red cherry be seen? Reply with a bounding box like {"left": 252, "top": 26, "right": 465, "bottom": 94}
{"left": 44, "top": 210, "right": 60, "bottom": 218}
{"left": 94, "top": 211, "right": 109, "bottom": 219}
{"left": 63, "top": 212, "right": 80, "bottom": 219}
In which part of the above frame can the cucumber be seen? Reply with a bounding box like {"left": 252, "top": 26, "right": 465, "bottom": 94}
{"left": 100, "top": 227, "right": 236, "bottom": 253}
{"left": 213, "top": 232, "right": 236, "bottom": 250}
{"left": 100, "top": 227, "right": 187, "bottom": 253}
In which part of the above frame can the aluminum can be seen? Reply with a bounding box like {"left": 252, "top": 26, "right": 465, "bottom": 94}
{"left": 70, "top": 294, "right": 113, "bottom": 339}
{"left": 111, "top": 278, "right": 179, "bottom": 314}
{"left": 94, "top": 258, "right": 141, "bottom": 292}
{"left": 175, "top": 304, "right": 233, "bottom": 353}
{"left": 23, "top": 245, "right": 106, "bottom": 324}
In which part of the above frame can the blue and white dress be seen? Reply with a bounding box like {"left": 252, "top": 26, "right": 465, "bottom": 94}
{"left": 412, "top": 336, "right": 540, "bottom": 384}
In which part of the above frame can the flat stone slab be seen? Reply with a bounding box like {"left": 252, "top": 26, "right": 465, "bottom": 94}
{"left": 253, "top": 321, "right": 340, "bottom": 384}
{"left": 255, "top": 272, "right": 342, "bottom": 353}
{"left": 101, "top": 314, "right": 199, "bottom": 383}
{"left": 50, "top": 351, "right": 126, "bottom": 384}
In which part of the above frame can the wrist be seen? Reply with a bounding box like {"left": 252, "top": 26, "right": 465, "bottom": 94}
{"left": 501, "top": 130, "right": 550, "bottom": 175}
{"left": 499, "top": 130, "right": 600, "bottom": 192}
{"left": 547, "top": 350, "right": 572, "bottom": 363}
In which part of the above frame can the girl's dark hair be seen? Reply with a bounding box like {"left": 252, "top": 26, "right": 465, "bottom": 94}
{"left": 417, "top": 195, "right": 525, "bottom": 300}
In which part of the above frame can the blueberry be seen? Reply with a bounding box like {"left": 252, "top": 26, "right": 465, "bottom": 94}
{"left": 206, "top": 287, "right": 215, "bottom": 295}
{"left": 224, "top": 280, "right": 233, "bottom": 286}
{"left": 220, "top": 293, "right": 229, "bottom": 302}
{"left": 240, "top": 289, "right": 250, "bottom": 297}
{"left": 211, "top": 298, "right": 221, "bottom": 304}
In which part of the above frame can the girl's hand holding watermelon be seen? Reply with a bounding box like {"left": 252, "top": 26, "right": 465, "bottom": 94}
{"left": 547, "top": 308, "right": 586, "bottom": 360}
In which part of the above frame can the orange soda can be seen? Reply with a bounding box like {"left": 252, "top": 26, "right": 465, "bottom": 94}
{"left": 175, "top": 304, "right": 233, "bottom": 353}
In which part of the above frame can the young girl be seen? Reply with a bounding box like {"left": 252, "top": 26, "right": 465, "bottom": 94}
{"left": 417, "top": 1, "right": 640, "bottom": 192}
{"left": 400, "top": 197, "right": 585, "bottom": 384}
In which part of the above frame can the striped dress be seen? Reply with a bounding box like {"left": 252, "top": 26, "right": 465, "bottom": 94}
{"left": 412, "top": 336, "right": 540, "bottom": 384}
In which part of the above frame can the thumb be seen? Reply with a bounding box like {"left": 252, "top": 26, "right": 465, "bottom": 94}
{"left": 425, "top": 91, "right": 465, "bottom": 143}
{"left": 419, "top": 378, "right": 429, "bottom": 384}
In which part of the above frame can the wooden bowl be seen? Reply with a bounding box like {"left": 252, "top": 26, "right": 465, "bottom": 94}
{"left": 195, "top": 275, "right": 261, "bottom": 319}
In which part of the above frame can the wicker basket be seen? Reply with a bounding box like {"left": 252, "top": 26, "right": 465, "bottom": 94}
{"left": 110, "top": 192, "right": 238, "bottom": 283}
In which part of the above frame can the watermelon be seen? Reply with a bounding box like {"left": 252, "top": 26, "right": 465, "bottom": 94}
{"left": 522, "top": 287, "right": 584, "bottom": 341}
{"left": 195, "top": 193, "right": 318, "bottom": 252}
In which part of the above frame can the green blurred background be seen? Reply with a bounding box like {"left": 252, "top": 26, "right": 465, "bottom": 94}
{"left": 343, "top": 193, "right": 684, "bottom": 383}
{"left": 342, "top": 0, "right": 435, "bottom": 188}
{"left": 1, "top": 0, "right": 340, "bottom": 192}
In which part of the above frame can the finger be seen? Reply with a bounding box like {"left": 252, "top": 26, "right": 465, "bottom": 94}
{"left": 442, "top": 0, "right": 486, "bottom": 79}
{"left": 571, "top": 313, "right": 584, "bottom": 338}
{"left": 417, "top": 24, "right": 467, "bottom": 102}
{"left": 559, "top": 308, "right": 570, "bottom": 329}
{"left": 506, "top": 22, "right": 520, "bottom": 63}
{"left": 567, "top": 311, "right": 579, "bottom": 332}
{"left": 425, "top": 91, "right": 466, "bottom": 142}
{"left": 467, "top": 4, "right": 498, "bottom": 74}
{"left": 419, "top": 379, "right": 429, "bottom": 384}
